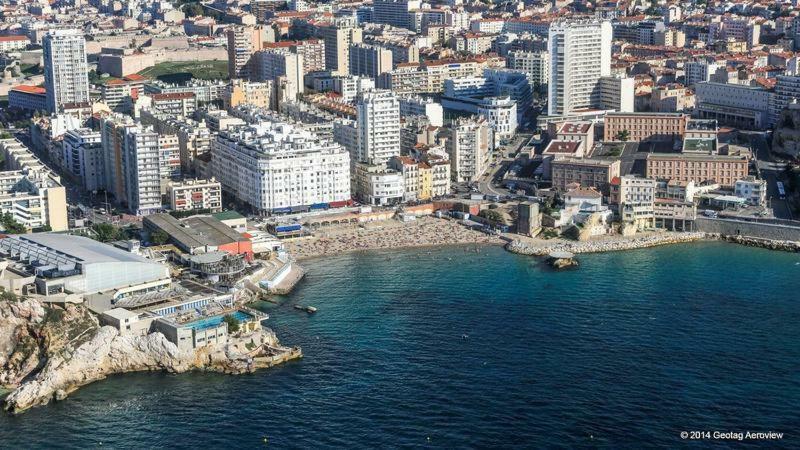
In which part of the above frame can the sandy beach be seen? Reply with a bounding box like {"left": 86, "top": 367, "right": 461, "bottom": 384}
{"left": 285, "top": 216, "right": 505, "bottom": 260}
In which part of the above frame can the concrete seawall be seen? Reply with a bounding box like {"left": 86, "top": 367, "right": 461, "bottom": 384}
{"left": 695, "top": 217, "right": 800, "bottom": 242}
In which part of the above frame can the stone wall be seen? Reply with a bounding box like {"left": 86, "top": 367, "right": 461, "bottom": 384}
{"left": 695, "top": 218, "right": 800, "bottom": 242}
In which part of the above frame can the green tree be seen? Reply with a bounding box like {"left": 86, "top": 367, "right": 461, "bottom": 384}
{"left": 184, "top": 3, "right": 204, "bottom": 17}
{"left": 1, "top": 213, "right": 27, "bottom": 234}
{"left": 91, "top": 223, "right": 124, "bottom": 242}
{"left": 222, "top": 315, "right": 240, "bottom": 333}
{"left": 615, "top": 130, "right": 630, "bottom": 142}
{"left": 151, "top": 229, "right": 170, "bottom": 245}
{"left": 480, "top": 209, "right": 504, "bottom": 223}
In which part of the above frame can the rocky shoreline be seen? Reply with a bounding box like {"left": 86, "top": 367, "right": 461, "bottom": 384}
{"left": 286, "top": 216, "right": 505, "bottom": 260}
{"left": 506, "top": 232, "right": 707, "bottom": 256}
{"left": 710, "top": 233, "right": 800, "bottom": 252}
{"left": 0, "top": 300, "right": 297, "bottom": 414}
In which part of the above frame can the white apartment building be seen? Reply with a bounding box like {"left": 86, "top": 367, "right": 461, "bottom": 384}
{"left": 547, "top": 19, "right": 612, "bottom": 115}
{"left": 123, "top": 127, "right": 162, "bottom": 216}
{"left": 734, "top": 176, "right": 767, "bottom": 206}
{"left": 616, "top": 175, "right": 656, "bottom": 230}
{"left": 158, "top": 135, "right": 181, "bottom": 183}
{"left": 372, "top": 0, "right": 420, "bottom": 29}
{"left": 398, "top": 95, "right": 444, "bottom": 127}
{"left": 211, "top": 121, "right": 351, "bottom": 213}
{"left": 166, "top": 178, "right": 223, "bottom": 212}
{"left": 356, "top": 90, "right": 401, "bottom": 166}
{"left": 254, "top": 49, "right": 305, "bottom": 105}
{"left": 684, "top": 60, "right": 721, "bottom": 87}
{"left": 478, "top": 97, "right": 518, "bottom": 141}
{"left": 0, "top": 138, "right": 68, "bottom": 232}
{"left": 43, "top": 30, "right": 90, "bottom": 113}
{"left": 63, "top": 128, "right": 104, "bottom": 192}
{"left": 332, "top": 76, "right": 375, "bottom": 102}
{"left": 770, "top": 76, "right": 800, "bottom": 128}
{"left": 507, "top": 50, "right": 549, "bottom": 89}
{"left": 354, "top": 162, "right": 405, "bottom": 205}
{"left": 446, "top": 117, "right": 492, "bottom": 182}
{"left": 348, "top": 43, "right": 393, "bottom": 81}
{"left": 599, "top": 76, "right": 635, "bottom": 112}
{"left": 0, "top": 35, "right": 29, "bottom": 52}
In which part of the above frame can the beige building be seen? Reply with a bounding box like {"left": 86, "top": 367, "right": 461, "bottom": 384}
{"left": 320, "top": 23, "right": 363, "bottom": 76}
{"left": 555, "top": 121, "right": 594, "bottom": 154}
{"left": 98, "top": 48, "right": 156, "bottom": 78}
{"left": 0, "top": 138, "right": 68, "bottom": 231}
{"left": 604, "top": 112, "right": 689, "bottom": 142}
{"left": 646, "top": 153, "right": 749, "bottom": 188}
{"left": 227, "top": 25, "right": 271, "bottom": 79}
{"left": 551, "top": 157, "right": 621, "bottom": 195}
{"left": 224, "top": 79, "right": 273, "bottom": 110}
{"left": 650, "top": 85, "right": 694, "bottom": 113}
{"left": 166, "top": 178, "right": 223, "bottom": 213}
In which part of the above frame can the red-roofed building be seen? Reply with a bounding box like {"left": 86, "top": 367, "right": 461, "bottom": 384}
{"left": 9, "top": 85, "right": 46, "bottom": 111}
{"left": 150, "top": 92, "right": 197, "bottom": 117}
{"left": 0, "top": 35, "right": 29, "bottom": 51}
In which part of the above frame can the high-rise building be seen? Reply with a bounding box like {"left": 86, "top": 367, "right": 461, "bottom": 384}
{"left": 158, "top": 134, "right": 181, "bottom": 184}
{"left": 547, "top": 19, "right": 612, "bottom": 115}
{"left": 599, "top": 75, "right": 635, "bottom": 112}
{"left": 63, "top": 128, "right": 104, "bottom": 192}
{"left": 507, "top": 50, "right": 549, "bottom": 91}
{"left": 101, "top": 114, "right": 138, "bottom": 203}
{"left": 123, "top": 126, "right": 162, "bottom": 215}
{"left": 445, "top": 117, "right": 492, "bottom": 182}
{"left": 372, "top": 0, "right": 421, "bottom": 29}
{"left": 356, "top": 90, "right": 401, "bottom": 166}
{"left": 211, "top": 121, "right": 351, "bottom": 213}
{"left": 320, "top": 23, "right": 363, "bottom": 75}
{"left": 253, "top": 49, "right": 305, "bottom": 107}
{"left": 348, "top": 43, "right": 393, "bottom": 80}
{"left": 770, "top": 76, "right": 800, "bottom": 127}
{"left": 227, "top": 25, "right": 270, "bottom": 80}
{"left": 43, "top": 30, "right": 90, "bottom": 113}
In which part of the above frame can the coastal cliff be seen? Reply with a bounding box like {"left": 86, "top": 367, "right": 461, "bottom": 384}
{"left": 0, "top": 299, "right": 289, "bottom": 414}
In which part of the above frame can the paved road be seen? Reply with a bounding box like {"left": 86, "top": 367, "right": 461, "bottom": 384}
{"left": 749, "top": 133, "right": 794, "bottom": 220}
{"left": 476, "top": 134, "right": 533, "bottom": 197}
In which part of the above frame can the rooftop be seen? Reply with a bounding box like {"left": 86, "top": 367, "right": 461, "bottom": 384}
{"left": 0, "top": 233, "right": 156, "bottom": 265}
{"left": 11, "top": 85, "right": 46, "bottom": 95}
{"left": 559, "top": 122, "right": 592, "bottom": 134}
{"left": 144, "top": 214, "right": 248, "bottom": 250}
{"left": 544, "top": 140, "right": 581, "bottom": 154}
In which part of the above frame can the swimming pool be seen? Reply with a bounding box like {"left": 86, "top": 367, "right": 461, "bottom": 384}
{"left": 185, "top": 311, "right": 253, "bottom": 331}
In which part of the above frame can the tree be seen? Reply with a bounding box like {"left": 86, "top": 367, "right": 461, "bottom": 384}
{"left": 1, "top": 213, "right": 27, "bottom": 234}
{"left": 91, "top": 223, "right": 124, "bottom": 242}
{"left": 151, "top": 229, "right": 170, "bottom": 245}
{"left": 616, "top": 130, "right": 630, "bottom": 142}
{"left": 223, "top": 315, "right": 240, "bottom": 333}
{"left": 480, "top": 209, "right": 504, "bottom": 223}
{"left": 184, "top": 3, "right": 204, "bottom": 17}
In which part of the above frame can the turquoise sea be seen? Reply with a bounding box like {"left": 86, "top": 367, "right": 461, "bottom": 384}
{"left": 1, "top": 242, "right": 799, "bottom": 448}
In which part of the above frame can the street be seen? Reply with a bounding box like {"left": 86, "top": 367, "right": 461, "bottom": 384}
{"left": 749, "top": 132, "right": 794, "bottom": 220}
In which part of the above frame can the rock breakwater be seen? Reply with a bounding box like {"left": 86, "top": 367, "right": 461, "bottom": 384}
{"left": 506, "top": 232, "right": 707, "bottom": 256}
